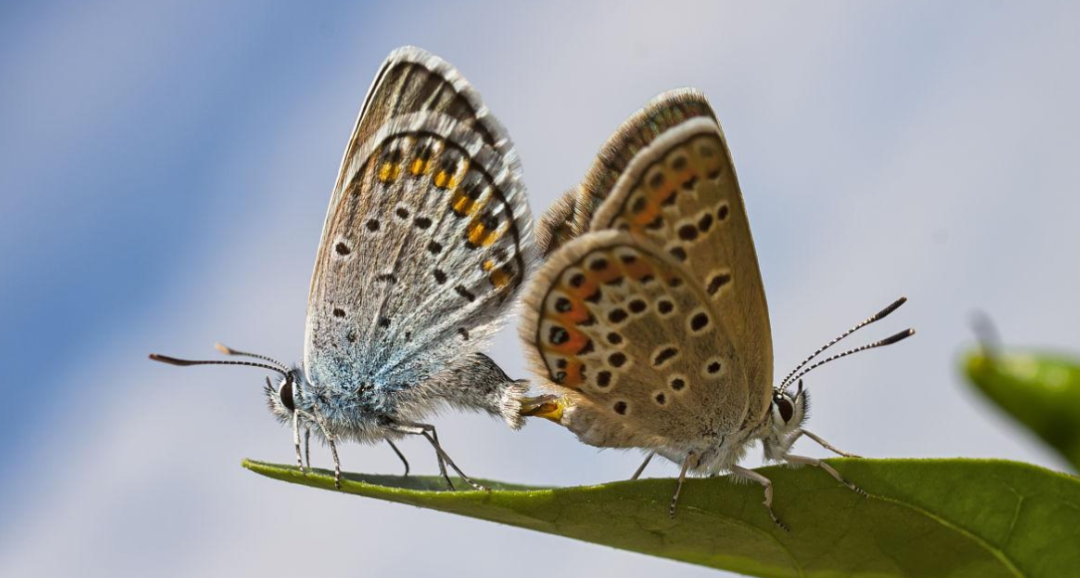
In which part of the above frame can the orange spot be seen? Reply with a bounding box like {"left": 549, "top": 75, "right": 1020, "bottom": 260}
{"left": 433, "top": 171, "right": 450, "bottom": 188}
{"left": 624, "top": 259, "right": 656, "bottom": 282}
{"left": 549, "top": 327, "right": 589, "bottom": 357}
{"left": 562, "top": 360, "right": 584, "bottom": 389}
{"left": 378, "top": 162, "right": 401, "bottom": 183}
{"left": 410, "top": 158, "right": 432, "bottom": 176}
{"left": 489, "top": 268, "right": 511, "bottom": 288}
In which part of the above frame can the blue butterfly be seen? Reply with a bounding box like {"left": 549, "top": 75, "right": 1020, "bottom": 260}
{"left": 151, "top": 47, "right": 536, "bottom": 490}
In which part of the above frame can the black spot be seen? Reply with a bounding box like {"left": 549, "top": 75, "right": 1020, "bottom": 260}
{"left": 678, "top": 224, "right": 698, "bottom": 241}
{"left": 609, "top": 352, "right": 627, "bottom": 368}
{"left": 480, "top": 212, "right": 499, "bottom": 230}
{"left": 707, "top": 273, "right": 732, "bottom": 295}
{"left": 655, "top": 392, "right": 667, "bottom": 405}
{"left": 427, "top": 241, "right": 442, "bottom": 254}
{"left": 579, "top": 313, "right": 597, "bottom": 327}
{"left": 463, "top": 177, "right": 485, "bottom": 199}
{"left": 458, "top": 328, "right": 469, "bottom": 341}
{"left": 668, "top": 276, "right": 684, "bottom": 288}
{"left": 396, "top": 207, "right": 410, "bottom": 219}
{"left": 620, "top": 253, "right": 638, "bottom": 265}
{"left": 584, "top": 289, "right": 602, "bottom": 304}
{"left": 578, "top": 339, "right": 595, "bottom": 355}
{"left": 682, "top": 175, "right": 699, "bottom": 190}
{"left": 589, "top": 258, "right": 609, "bottom": 271}
{"left": 553, "top": 371, "right": 567, "bottom": 383}
{"left": 455, "top": 285, "right": 476, "bottom": 302}
{"left": 551, "top": 297, "right": 572, "bottom": 313}
{"left": 649, "top": 172, "right": 665, "bottom": 190}
{"left": 613, "top": 400, "right": 627, "bottom": 414}
{"left": 366, "top": 219, "right": 380, "bottom": 232}
{"left": 556, "top": 358, "right": 567, "bottom": 369}
{"left": 640, "top": 274, "right": 656, "bottom": 284}
{"left": 569, "top": 273, "right": 586, "bottom": 288}
{"left": 608, "top": 308, "right": 628, "bottom": 324}
{"left": 378, "top": 317, "right": 391, "bottom": 328}
{"left": 645, "top": 215, "right": 664, "bottom": 230}
{"left": 671, "top": 155, "right": 688, "bottom": 170}
{"left": 669, "top": 246, "right": 687, "bottom": 261}
{"left": 346, "top": 331, "right": 357, "bottom": 343}
{"left": 631, "top": 197, "right": 647, "bottom": 214}
{"left": 597, "top": 371, "right": 612, "bottom": 388}
{"left": 653, "top": 347, "right": 678, "bottom": 367}
{"left": 707, "top": 166, "right": 722, "bottom": 180}
{"left": 661, "top": 191, "right": 678, "bottom": 207}
{"left": 707, "top": 360, "right": 722, "bottom": 374}
{"left": 670, "top": 377, "right": 686, "bottom": 391}
{"left": 698, "top": 213, "right": 714, "bottom": 232}
{"left": 433, "top": 269, "right": 447, "bottom": 284}
{"left": 332, "top": 308, "right": 345, "bottom": 318}
{"left": 658, "top": 300, "right": 674, "bottom": 315}
{"left": 717, "top": 204, "right": 729, "bottom": 220}
{"left": 699, "top": 146, "right": 716, "bottom": 158}
{"left": 335, "top": 242, "right": 351, "bottom": 255}
{"left": 607, "top": 332, "right": 623, "bottom": 345}
{"left": 414, "top": 217, "right": 432, "bottom": 229}
{"left": 375, "top": 273, "right": 397, "bottom": 283}
{"left": 548, "top": 326, "right": 569, "bottom": 345}
{"left": 690, "top": 312, "right": 710, "bottom": 332}
{"left": 628, "top": 299, "right": 647, "bottom": 314}
{"left": 405, "top": 332, "right": 412, "bottom": 342}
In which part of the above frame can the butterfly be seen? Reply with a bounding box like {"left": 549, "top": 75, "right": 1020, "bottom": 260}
{"left": 150, "top": 46, "right": 536, "bottom": 490}
{"left": 522, "top": 89, "right": 913, "bottom": 526}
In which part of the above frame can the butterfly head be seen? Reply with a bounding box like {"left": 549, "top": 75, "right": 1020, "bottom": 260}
{"left": 770, "top": 379, "right": 809, "bottom": 437}
{"left": 264, "top": 368, "right": 307, "bottom": 422}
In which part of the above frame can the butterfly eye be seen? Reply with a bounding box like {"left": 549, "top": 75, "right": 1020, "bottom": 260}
{"left": 774, "top": 395, "right": 794, "bottom": 424}
{"left": 279, "top": 376, "right": 296, "bottom": 412}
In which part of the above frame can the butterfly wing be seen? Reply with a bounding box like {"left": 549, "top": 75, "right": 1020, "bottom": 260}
{"left": 305, "top": 49, "right": 533, "bottom": 392}
{"left": 571, "top": 89, "right": 718, "bottom": 234}
{"left": 586, "top": 111, "right": 772, "bottom": 423}
{"left": 521, "top": 230, "right": 751, "bottom": 447}
{"left": 536, "top": 187, "right": 581, "bottom": 258}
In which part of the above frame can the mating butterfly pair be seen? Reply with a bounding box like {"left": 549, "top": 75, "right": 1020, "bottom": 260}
{"left": 151, "top": 46, "right": 912, "bottom": 526}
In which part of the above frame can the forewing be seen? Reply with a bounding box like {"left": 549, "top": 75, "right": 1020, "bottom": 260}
{"left": 521, "top": 230, "right": 750, "bottom": 442}
{"left": 335, "top": 46, "right": 517, "bottom": 192}
{"left": 305, "top": 109, "right": 532, "bottom": 389}
{"left": 536, "top": 187, "right": 582, "bottom": 258}
{"left": 572, "top": 89, "right": 717, "bottom": 234}
{"left": 590, "top": 116, "right": 773, "bottom": 422}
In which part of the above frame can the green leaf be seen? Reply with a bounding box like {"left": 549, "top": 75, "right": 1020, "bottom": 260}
{"left": 244, "top": 458, "right": 1079, "bottom": 577}
{"left": 964, "top": 350, "right": 1080, "bottom": 471}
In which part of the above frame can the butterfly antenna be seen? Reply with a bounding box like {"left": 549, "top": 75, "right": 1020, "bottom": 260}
{"left": 214, "top": 342, "right": 289, "bottom": 373}
{"left": 148, "top": 353, "right": 290, "bottom": 380}
{"left": 779, "top": 296, "right": 908, "bottom": 391}
{"left": 785, "top": 328, "right": 915, "bottom": 387}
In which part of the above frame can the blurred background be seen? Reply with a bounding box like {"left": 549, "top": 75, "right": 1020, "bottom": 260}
{"left": 2, "top": 1, "right": 1079, "bottom": 576}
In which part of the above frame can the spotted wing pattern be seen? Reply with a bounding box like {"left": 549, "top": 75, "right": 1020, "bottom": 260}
{"left": 521, "top": 230, "right": 750, "bottom": 441}
{"left": 305, "top": 48, "right": 533, "bottom": 393}
{"left": 588, "top": 115, "right": 772, "bottom": 423}
{"left": 571, "top": 89, "right": 717, "bottom": 235}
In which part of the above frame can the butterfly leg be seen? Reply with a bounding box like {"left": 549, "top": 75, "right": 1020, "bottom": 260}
{"left": 291, "top": 412, "right": 306, "bottom": 474}
{"left": 731, "top": 465, "right": 788, "bottom": 532}
{"left": 304, "top": 427, "right": 312, "bottom": 471}
{"left": 669, "top": 452, "right": 698, "bottom": 518}
{"left": 389, "top": 423, "right": 489, "bottom": 492}
{"left": 386, "top": 438, "right": 411, "bottom": 477}
{"left": 631, "top": 452, "right": 655, "bottom": 481}
{"left": 305, "top": 406, "right": 342, "bottom": 489}
{"left": 797, "top": 429, "right": 862, "bottom": 458}
{"left": 784, "top": 454, "right": 866, "bottom": 496}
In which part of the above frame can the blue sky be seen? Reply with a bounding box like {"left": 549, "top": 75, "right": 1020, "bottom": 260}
{"left": 2, "top": 2, "right": 1079, "bottom": 577}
